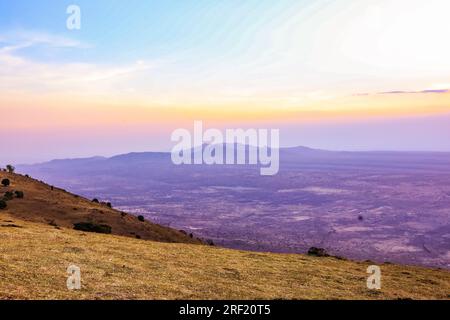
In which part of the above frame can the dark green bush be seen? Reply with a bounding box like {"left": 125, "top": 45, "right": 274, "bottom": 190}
{"left": 0, "top": 199, "right": 6, "bottom": 210}
{"left": 14, "top": 191, "right": 24, "bottom": 199}
{"left": 48, "top": 220, "right": 58, "bottom": 227}
{"left": 73, "top": 222, "right": 112, "bottom": 234}
{"left": 137, "top": 215, "right": 145, "bottom": 222}
{"left": 3, "top": 191, "right": 14, "bottom": 201}
{"left": 307, "top": 247, "right": 329, "bottom": 257}
{"left": 1, "top": 179, "right": 10, "bottom": 187}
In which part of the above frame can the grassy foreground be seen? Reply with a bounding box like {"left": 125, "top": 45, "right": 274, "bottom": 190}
{"left": 0, "top": 214, "right": 448, "bottom": 300}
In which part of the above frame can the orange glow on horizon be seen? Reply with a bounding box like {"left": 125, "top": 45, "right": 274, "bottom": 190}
{"left": 3, "top": 91, "right": 450, "bottom": 132}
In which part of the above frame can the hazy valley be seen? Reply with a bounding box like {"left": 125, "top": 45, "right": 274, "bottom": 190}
{"left": 18, "top": 147, "right": 450, "bottom": 269}
{"left": 1, "top": 171, "right": 449, "bottom": 300}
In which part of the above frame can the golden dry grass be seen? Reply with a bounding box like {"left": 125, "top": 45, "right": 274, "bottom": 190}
{"left": 0, "top": 171, "right": 449, "bottom": 300}
{"left": 0, "top": 215, "right": 448, "bottom": 300}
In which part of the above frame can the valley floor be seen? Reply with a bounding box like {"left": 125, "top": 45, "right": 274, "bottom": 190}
{"left": 0, "top": 214, "right": 448, "bottom": 300}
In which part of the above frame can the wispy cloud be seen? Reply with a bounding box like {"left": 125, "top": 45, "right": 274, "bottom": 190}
{"left": 0, "top": 29, "right": 86, "bottom": 50}
{"left": 0, "top": 30, "right": 155, "bottom": 95}
{"left": 379, "top": 89, "right": 449, "bottom": 95}
{"left": 353, "top": 88, "right": 449, "bottom": 97}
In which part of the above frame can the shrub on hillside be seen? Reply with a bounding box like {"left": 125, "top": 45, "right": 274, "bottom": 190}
{"left": 48, "top": 220, "right": 58, "bottom": 227}
{"left": 92, "top": 198, "right": 99, "bottom": 203}
{"left": 6, "top": 165, "right": 15, "bottom": 173}
{"left": 0, "top": 199, "right": 6, "bottom": 210}
{"left": 137, "top": 215, "right": 145, "bottom": 222}
{"left": 307, "top": 247, "right": 329, "bottom": 257}
{"left": 3, "top": 191, "right": 14, "bottom": 201}
{"left": 1, "top": 178, "right": 10, "bottom": 187}
{"left": 14, "top": 191, "right": 24, "bottom": 199}
{"left": 73, "top": 222, "right": 112, "bottom": 234}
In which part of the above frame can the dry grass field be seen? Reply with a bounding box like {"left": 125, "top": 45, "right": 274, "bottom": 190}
{"left": 0, "top": 172, "right": 449, "bottom": 300}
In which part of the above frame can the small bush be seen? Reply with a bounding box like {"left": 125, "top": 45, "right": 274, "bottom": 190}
{"left": 48, "top": 220, "right": 58, "bottom": 227}
{"left": 121, "top": 212, "right": 127, "bottom": 217}
{"left": 0, "top": 199, "right": 6, "bottom": 210}
{"left": 307, "top": 247, "right": 329, "bottom": 257}
{"left": 106, "top": 202, "right": 112, "bottom": 208}
{"left": 14, "top": 191, "right": 24, "bottom": 199}
{"left": 73, "top": 222, "right": 112, "bottom": 234}
{"left": 137, "top": 215, "right": 145, "bottom": 222}
{"left": 206, "top": 239, "right": 215, "bottom": 246}
{"left": 6, "top": 165, "right": 15, "bottom": 173}
{"left": 92, "top": 198, "right": 99, "bottom": 203}
{"left": 3, "top": 191, "right": 14, "bottom": 201}
{"left": 1, "top": 179, "right": 10, "bottom": 187}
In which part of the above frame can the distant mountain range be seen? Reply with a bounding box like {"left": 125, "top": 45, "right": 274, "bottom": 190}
{"left": 19, "top": 145, "right": 450, "bottom": 171}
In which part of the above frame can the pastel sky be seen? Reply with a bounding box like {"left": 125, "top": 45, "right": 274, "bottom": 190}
{"left": 1, "top": 0, "right": 450, "bottom": 164}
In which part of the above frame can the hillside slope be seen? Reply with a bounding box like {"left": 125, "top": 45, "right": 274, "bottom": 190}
{"left": 0, "top": 172, "right": 200, "bottom": 244}
{"left": 0, "top": 216, "right": 448, "bottom": 300}
{"left": 0, "top": 171, "right": 448, "bottom": 300}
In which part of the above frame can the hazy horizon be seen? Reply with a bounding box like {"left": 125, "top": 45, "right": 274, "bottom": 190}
{"left": 6, "top": 139, "right": 450, "bottom": 167}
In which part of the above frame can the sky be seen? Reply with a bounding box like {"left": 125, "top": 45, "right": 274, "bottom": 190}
{"left": 1, "top": 0, "right": 450, "bottom": 164}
